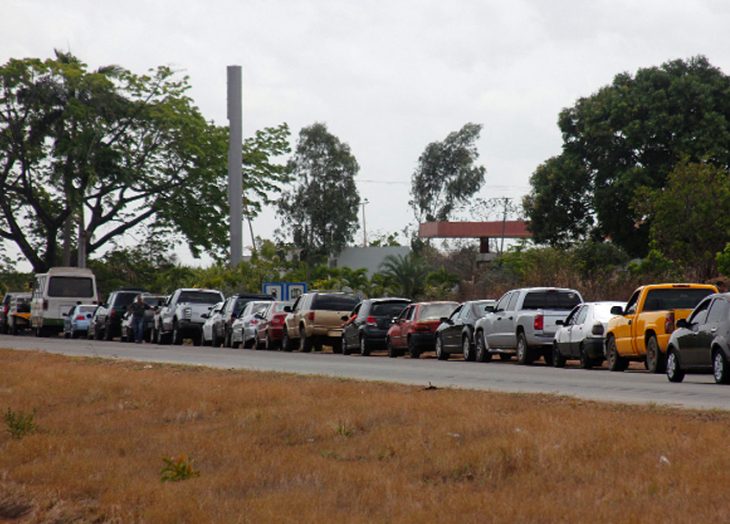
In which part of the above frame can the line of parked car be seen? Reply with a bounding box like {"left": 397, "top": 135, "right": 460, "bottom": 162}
{"left": 1, "top": 266, "right": 728, "bottom": 385}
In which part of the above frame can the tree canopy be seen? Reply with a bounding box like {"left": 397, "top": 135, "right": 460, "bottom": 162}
{"left": 0, "top": 51, "right": 290, "bottom": 272}
{"left": 524, "top": 56, "right": 730, "bottom": 256}
{"left": 277, "top": 123, "right": 360, "bottom": 264}
{"left": 410, "top": 122, "right": 486, "bottom": 222}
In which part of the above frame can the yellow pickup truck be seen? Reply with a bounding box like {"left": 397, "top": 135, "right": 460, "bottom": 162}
{"left": 605, "top": 283, "right": 717, "bottom": 373}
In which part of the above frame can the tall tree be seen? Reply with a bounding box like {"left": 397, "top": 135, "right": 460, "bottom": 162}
{"left": 0, "top": 51, "right": 288, "bottom": 272}
{"left": 410, "top": 123, "right": 486, "bottom": 222}
{"left": 524, "top": 56, "right": 730, "bottom": 255}
{"left": 277, "top": 123, "right": 360, "bottom": 264}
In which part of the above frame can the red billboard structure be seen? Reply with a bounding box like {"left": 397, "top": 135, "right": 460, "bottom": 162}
{"left": 418, "top": 220, "right": 532, "bottom": 258}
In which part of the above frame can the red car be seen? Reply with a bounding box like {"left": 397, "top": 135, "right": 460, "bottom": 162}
{"left": 385, "top": 301, "right": 458, "bottom": 358}
{"left": 255, "top": 301, "right": 292, "bottom": 350}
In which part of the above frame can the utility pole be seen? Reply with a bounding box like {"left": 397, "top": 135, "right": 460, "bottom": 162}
{"left": 361, "top": 198, "right": 369, "bottom": 247}
{"left": 227, "top": 65, "right": 243, "bottom": 267}
{"left": 500, "top": 197, "right": 511, "bottom": 254}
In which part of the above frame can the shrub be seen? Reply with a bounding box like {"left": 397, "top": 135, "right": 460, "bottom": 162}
{"left": 4, "top": 408, "right": 37, "bottom": 440}
{"left": 160, "top": 454, "right": 200, "bottom": 482}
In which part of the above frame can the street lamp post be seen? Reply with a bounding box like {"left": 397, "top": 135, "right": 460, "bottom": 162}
{"left": 361, "top": 198, "right": 369, "bottom": 247}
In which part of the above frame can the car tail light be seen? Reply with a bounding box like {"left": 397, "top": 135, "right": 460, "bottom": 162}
{"left": 307, "top": 311, "right": 315, "bottom": 322}
{"left": 366, "top": 316, "right": 377, "bottom": 327}
{"left": 665, "top": 311, "right": 675, "bottom": 334}
{"left": 413, "top": 322, "right": 431, "bottom": 332}
{"left": 43, "top": 299, "right": 48, "bottom": 311}
{"left": 271, "top": 315, "right": 284, "bottom": 325}
{"left": 534, "top": 314, "right": 544, "bottom": 331}
{"left": 591, "top": 323, "right": 604, "bottom": 336}
{"left": 75, "top": 315, "right": 85, "bottom": 321}
{"left": 110, "top": 309, "right": 116, "bottom": 319}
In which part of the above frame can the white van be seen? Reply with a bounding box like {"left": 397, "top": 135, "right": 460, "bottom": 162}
{"left": 31, "top": 267, "right": 98, "bottom": 336}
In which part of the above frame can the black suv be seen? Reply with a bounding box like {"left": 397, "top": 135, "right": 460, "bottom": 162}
{"left": 341, "top": 298, "right": 410, "bottom": 355}
{"left": 89, "top": 289, "right": 144, "bottom": 340}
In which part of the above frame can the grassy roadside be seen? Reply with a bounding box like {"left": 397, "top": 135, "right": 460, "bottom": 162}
{"left": 1, "top": 348, "right": 730, "bottom": 523}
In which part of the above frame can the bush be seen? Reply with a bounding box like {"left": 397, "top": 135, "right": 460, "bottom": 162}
{"left": 160, "top": 454, "right": 200, "bottom": 482}
{"left": 4, "top": 408, "right": 37, "bottom": 439}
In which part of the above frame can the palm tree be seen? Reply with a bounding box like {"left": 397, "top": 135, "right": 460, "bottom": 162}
{"left": 379, "top": 253, "right": 429, "bottom": 299}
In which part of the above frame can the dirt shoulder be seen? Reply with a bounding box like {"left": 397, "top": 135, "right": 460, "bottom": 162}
{"left": 1, "top": 348, "right": 729, "bottom": 522}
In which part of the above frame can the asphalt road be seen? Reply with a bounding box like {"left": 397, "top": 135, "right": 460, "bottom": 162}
{"left": 1, "top": 334, "right": 728, "bottom": 411}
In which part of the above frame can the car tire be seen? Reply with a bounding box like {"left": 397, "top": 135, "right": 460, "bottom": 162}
{"left": 94, "top": 325, "right": 103, "bottom": 340}
{"left": 104, "top": 323, "right": 113, "bottom": 341}
{"left": 606, "top": 336, "right": 628, "bottom": 372}
{"left": 386, "top": 337, "right": 399, "bottom": 358}
{"left": 300, "top": 329, "right": 313, "bottom": 353}
{"left": 475, "top": 332, "right": 492, "bottom": 363}
{"left": 713, "top": 349, "right": 730, "bottom": 384}
{"left": 516, "top": 332, "right": 534, "bottom": 365}
{"left": 172, "top": 322, "right": 183, "bottom": 346}
{"left": 666, "top": 348, "right": 685, "bottom": 383}
{"left": 645, "top": 336, "right": 665, "bottom": 374}
{"left": 342, "top": 333, "right": 351, "bottom": 355}
{"left": 578, "top": 343, "right": 593, "bottom": 369}
{"left": 193, "top": 332, "right": 202, "bottom": 346}
{"left": 359, "top": 336, "right": 370, "bottom": 356}
{"left": 553, "top": 343, "right": 566, "bottom": 368}
{"left": 282, "top": 329, "right": 294, "bottom": 352}
{"left": 330, "top": 338, "right": 342, "bottom": 354}
{"left": 407, "top": 337, "right": 420, "bottom": 359}
{"left": 462, "top": 335, "right": 476, "bottom": 362}
{"left": 435, "top": 336, "right": 448, "bottom": 361}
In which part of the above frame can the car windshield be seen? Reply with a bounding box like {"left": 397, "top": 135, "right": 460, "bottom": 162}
{"left": 251, "top": 302, "right": 269, "bottom": 315}
{"left": 312, "top": 294, "right": 359, "bottom": 311}
{"left": 270, "top": 302, "right": 291, "bottom": 313}
{"left": 143, "top": 296, "right": 164, "bottom": 306}
{"left": 470, "top": 300, "right": 495, "bottom": 317}
{"left": 420, "top": 303, "right": 457, "bottom": 320}
{"left": 78, "top": 305, "right": 97, "bottom": 314}
{"left": 643, "top": 288, "right": 715, "bottom": 311}
{"left": 116, "top": 293, "right": 138, "bottom": 307}
{"left": 48, "top": 277, "right": 94, "bottom": 298}
{"left": 522, "top": 291, "right": 581, "bottom": 310}
{"left": 371, "top": 302, "right": 409, "bottom": 317}
{"left": 594, "top": 303, "right": 625, "bottom": 321}
{"left": 178, "top": 291, "right": 222, "bottom": 304}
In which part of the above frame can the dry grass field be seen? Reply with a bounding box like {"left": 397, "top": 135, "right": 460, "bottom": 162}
{"left": 1, "top": 348, "right": 730, "bottom": 523}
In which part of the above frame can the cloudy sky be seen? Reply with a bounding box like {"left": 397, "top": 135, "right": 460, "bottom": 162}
{"left": 3, "top": 0, "right": 730, "bottom": 264}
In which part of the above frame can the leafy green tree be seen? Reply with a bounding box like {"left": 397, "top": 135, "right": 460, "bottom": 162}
{"left": 634, "top": 162, "right": 730, "bottom": 279}
{"left": 525, "top": 56, "right": 730, "bottom": 255}
{"left": 410, "top": 123, "right": 486, "bottom": 222}
{"left": 379, "top": 253, "right": 429, "bottom": 299}
{"left": 0, "top": 51, "right": 290, "bottom": 272}
{"left": 277, "top": 123, "right": 360, "bottom": 264}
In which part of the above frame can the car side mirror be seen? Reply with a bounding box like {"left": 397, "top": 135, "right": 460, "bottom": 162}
{"left": 556, "top": 319, "right": 564, "bottom": 326}
{"left": 439, "top": 316, "right": 451, "bottom": 324}
{"left": 341, "top": 315, "right": 349, "bottom": 322}
{"left": 484, "top": 306, "right": 495, "bottom": 313}
{"left": 201, "top": 313, "right": 209, "bottom": 319}
{"left": 284, "top": 306, "right": 292, "bottom": 313}
{"left": 86, "top": 313, "right": 92, "bottom": 319}
{"left": 676, "top": 318, "right": 689, "bottom": 329}
{"left": 610, "top": 306, "right": 624, "bottom": 315}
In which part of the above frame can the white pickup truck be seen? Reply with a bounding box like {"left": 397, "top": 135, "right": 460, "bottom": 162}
{"left": 155, "top": 288, "right": 224, "bottom": 345}
{"left": 473, "top": 287, "right": 583, "bottom": 365}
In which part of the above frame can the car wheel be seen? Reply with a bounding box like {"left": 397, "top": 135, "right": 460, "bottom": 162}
{"left": 553, "top": 343, "right": 566, "bottom": 368}
{"left": 475, "top": 332, "right": 492, "bottom": 362}
{"left": 462, "top": 335, "right": 476, "bottom": 362}
{"left": 386, "top": 337, "right": 398, "bottom": 358}
{"left": 435, "top": 336, "right": 448, "bottom": 361}
{"left": 407, "top": 337, "right": 420, "bottom": 359}
{"left": 606, "top": 336, "right": 628, "bottom": 372}
{"left": 94, "top": 325, "right": 103, "bottom": 340}
{"left": 578, "top": 343, "right": 592, "bottom": 369}
{"left": 666, "top": 348, "right": 685, "bottom": 383}
{"left": 193, "top": 332, "right": 202, "bottom": 346}
{"left": 300, "top": 329, "right": 313, "bottom": 353}
{"left": 104, "top": 323, "right": 113, "bottom": 341}
{"left": 359, "top": 336, "right": 370, "bottom": 356}
{"left": 713, "top": 349, "right": 730, "bottom": 384}
{"left": 172, "top": 322, "right": 183, "bottom": 345}
{"left": 282, "top": 329, "right": 294, "bottom": 352}
{"left": 645, "top": 336, "right": 665, "bottom": 374}
{"left": 516, "top": 332, "right": 534, "bottom": 365}
{"left": 341, "top": 333, "right": 351, "bottom": 355}
{"left": 330, "top": 338, "right": 342, "bottom": 354}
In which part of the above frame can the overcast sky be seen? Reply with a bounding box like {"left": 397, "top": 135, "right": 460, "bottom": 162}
{"left": 4, "top": 0, "right": 730, "bottom": 265}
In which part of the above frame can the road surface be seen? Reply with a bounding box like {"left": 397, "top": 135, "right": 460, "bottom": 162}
{"left": 1, "top": 334, "right": 728, "bottom": 411}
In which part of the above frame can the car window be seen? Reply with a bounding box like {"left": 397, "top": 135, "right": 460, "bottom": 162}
{"left": 178, "top": 291, "right": 223, "bottom": 304}
{"left": 575, "top": 306, "right": 588, "bottom": 325}
{"left": 494, "top": 293, "right": 511, "bottom": 312}
{"left": 643, "top": 288, "right": 715, "bottom": 312}
{"left": 371, "top": 302, "right": 409, "bottom": 317}
{"left": 291, "top": 297, "right": 301, "bottom": 312}
{"left": 48, "top": 276, "right": 94, "bottom": 298}
{"left": 406, "top": 306, "right": 416, "bottom": 321}
{"left": 419, "top": 303, "right": 457, "bottom": 320}
{"left": 689, "top": 298, "right": 712, "bottom": 325}
{"left": 351, "top": 304, "right": 362, "bottom": 318}
{"left": 471, "top": 301, "right": 495, "bottom": 318}
{"left": 449, "top": 305, "right": 463, "bottom": 320}
{"left": 312, "top": 294, "right": 359, "bottom": 311}
{"left": 564, "top": 305, "right": 580, "bottom": 326}
{"left": 522, "top": 290, "right": 581, "bottom": 310}
{"left": 706, "top": 298, "right": 729, "bottom": 324}
{"left": 625, "top": 291, "right": 641, "bottom": 314}
{"left": 506, "top": 293, "right": 520, "bottom": 311}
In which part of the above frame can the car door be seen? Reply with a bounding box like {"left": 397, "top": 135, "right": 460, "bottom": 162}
{"left": 556, "top": 305, "right": 578, "bottom": 356}
{"left": 569, "top": 306, "right": 589, "bottom": 357}
{"left": 442, "top": 305, "right": 463, "bottom": 350}
{"left": 487, "top": 292, "right": 513, "bottom": 348}
{"left": 498, "top": 292, "right": 520, "bottom": 348}
{"left": 689, "top": 297, "right": 721, "bottom": 369}
{"left": 393, "top": 305, "right": 413, "bottom": 348}
{"left": 613, "top": 290, "right": 640, "bottom": 356}
{"left": 675, "top": 297, "right": 711, "bottom": 368}
{"left": 344, "top": 303, "right": 362, "bottom": 348}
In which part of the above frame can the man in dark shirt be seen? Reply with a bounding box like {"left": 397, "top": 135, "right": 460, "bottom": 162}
{"left": 128, "top": 295, "right": 150, "bottom": 343}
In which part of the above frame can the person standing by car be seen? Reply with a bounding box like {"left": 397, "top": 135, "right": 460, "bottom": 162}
{"left": 128, "top": 295, "right": 150, "bottom": 343}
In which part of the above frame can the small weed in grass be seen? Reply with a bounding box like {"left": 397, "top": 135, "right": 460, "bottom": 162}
{"left": 4, "top": 408, "right": 37, "bottom": 440}
{"left": 334, "top": 420, "right": 354, "bottom": 438}
{"left": 160, "top": 454, "right": 200, "bottom": 482}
